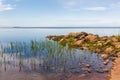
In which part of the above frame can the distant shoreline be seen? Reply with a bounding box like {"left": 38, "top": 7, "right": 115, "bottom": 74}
{"left": 0, "top": 27, "right": 120, "bottom": 29}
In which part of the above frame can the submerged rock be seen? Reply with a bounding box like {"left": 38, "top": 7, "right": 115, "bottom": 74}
{"left": 79, "top": 74, "right": 86, "bottom": 78}
{"left": 103, "top": 59, "right": 110, "bottom": 65}
{"left": 96, "top": 68, "right": 109, "bottom": 73}
{"left": 101, "top": 54, "right": 109, "bottom": 60}
{"left": 85, "top": 64, "right": 91, "bottom": 68}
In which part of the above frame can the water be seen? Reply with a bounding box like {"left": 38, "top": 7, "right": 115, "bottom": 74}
{"left": 0, "top": 28, "right": 119, "bottom": 80}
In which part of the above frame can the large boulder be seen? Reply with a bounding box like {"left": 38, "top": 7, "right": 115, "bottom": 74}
{"left": 85, "top": 34, "right": 98, "bottom": 42}
{"left": 74, "top": 40, "right": 84, "bottom": 46}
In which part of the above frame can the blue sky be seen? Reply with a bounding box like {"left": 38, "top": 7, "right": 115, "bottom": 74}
{"left": 0, "top": 0, "right": 120, "bottom": 27}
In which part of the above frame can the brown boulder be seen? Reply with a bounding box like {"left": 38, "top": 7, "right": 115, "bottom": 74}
{"left": 104, "top": 47, "right": 114, "bottom": 54}
{"left": 111, "top": 36, "right": 118, "bottom": 42}
{"left": 85, "top": 34, "right": 98, "bottom": 42}
{"left": 74, "top": 40, "right": 84, "bottom": 46}
{"left": 112, "top": 42, "right": 120, "bottom": 48}
{"left": 101, "top": 36, "right": 108, "bottom": 41}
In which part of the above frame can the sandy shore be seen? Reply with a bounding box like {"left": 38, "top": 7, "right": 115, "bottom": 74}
{"left": 109, "top": 57, "right": 120, "bottom": 80}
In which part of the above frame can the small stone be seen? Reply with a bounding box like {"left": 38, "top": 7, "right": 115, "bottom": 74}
{"left": 96, "top": 68, "right": 109, "bottom": 73}
{"left": 79, "top": 74, "right": 86, "bottom": 78}
{"left": 101, "top": 54, "right": 108, "bottom": 60}
{"left": 85, "top": 64, "right": 91, "bottom": 68}
{"left": 103, "top": 59, "right": 109, "bottom": 65}
{"left": 102, "top": 68, "right": 109, "bottom": 72}
{"left": 87, "top": 69, "right": 92, "bottom": 73}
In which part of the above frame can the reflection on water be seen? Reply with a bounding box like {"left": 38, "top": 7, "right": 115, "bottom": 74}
{"left": 0, "top": 40, "right": 112, "bottom": 75}
{"left": 0, "top": 28, "right": 116, "bottom": 80}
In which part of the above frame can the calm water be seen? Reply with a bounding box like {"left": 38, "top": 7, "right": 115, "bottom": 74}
{"left": 0, "top": 28, "right": 120, "bottom": 80}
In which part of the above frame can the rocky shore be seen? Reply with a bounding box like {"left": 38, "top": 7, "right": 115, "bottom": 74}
{"left": 47, "top": 32, "right": 120, "bottom": 80}
{"left": 47, "top": 32, "right": 120, "bottom": 58}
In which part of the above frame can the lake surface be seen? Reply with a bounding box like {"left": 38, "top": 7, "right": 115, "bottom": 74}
{"left": 0, "top": 27, "right": 120, "bottom": 80}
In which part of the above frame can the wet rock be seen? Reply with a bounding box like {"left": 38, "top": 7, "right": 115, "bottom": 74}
{"left": 87, "top": 69, "right": 92, "bottom": 73}
{"left": 96, "top": 68, "right": 109, "bottom": 73}
{"left": 82, "top": 47, "right": 88, "bottom": 50}
{"left": 103, "top": 59, "right": 109, "bottom": 65}
{"left": 101, "top": 54, "right": 109, "bottom": 60}
{"left": 79, "top": 74, "right": 86, "bottom": 78}
{"left": 85, "top": 64, "right": 91, "bottom": 68}
{"left": 110, "top": 57, "right": 116, "bottom": 61}
{"left": 81, "top": 68, "right": 92, "bottom": 73}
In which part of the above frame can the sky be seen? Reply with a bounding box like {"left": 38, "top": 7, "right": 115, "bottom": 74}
{"left": 0, "top": 0, "right": 120, "bottom": 27}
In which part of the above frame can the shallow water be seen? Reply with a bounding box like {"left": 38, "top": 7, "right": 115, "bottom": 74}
{"left": 0, "top": 28, "right": 120, "bottom": 80}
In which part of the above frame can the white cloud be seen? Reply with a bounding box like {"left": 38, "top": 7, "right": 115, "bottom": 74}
{"left": 0, "top": 0, "right": 14, "bottom": 12}
{"left": 83, "top": 7, "right": 107, "bottom": 11}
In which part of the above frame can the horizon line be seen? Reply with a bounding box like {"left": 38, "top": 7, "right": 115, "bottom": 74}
{"left": 0, "top": 26, "right": 120, "bottom": 29}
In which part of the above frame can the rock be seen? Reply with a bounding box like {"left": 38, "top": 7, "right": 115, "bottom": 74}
{"left": 117, "top": 52, "right": 120, "bottom": 57}
{"left": 95, "top": 48, "right": 101, "bottom": 53}
{"left": 68, "top": 32, "right": 88, "bottom": 38}
{"left": 74, "top": 40, "right": 84, "bottom": 46}
{"left": 87, "top": 69, "right": 92, "bottom": 73}
{"left": 96, "top": 68, "right": 109, "bottom": 73}
{"left": 85, "top": 34, "right": 98, "bottom": 42}
{"left": 85, "top": 64, "right": 91, "bottom": 68}
{"left": 97, "top": 41, "right": 103, "bottom": 46}
{"left": 82, "top": 47, "right": 88, "bottom": 50}
{"left": 78, "top": 35, "right": 86, "bottom": 40}
{"left": 68, "top": 32, "right": 76, "bottom": 37}
{"left": 101, "top": 36, "right": 108, "bottom": 41}
{"left": 103, "top": 69, "right": 109, "bottom": 72}
{"left": 110, "top": 57, "right": 116, "bottom": 61}
{"left": 104, "top": 40, "right": 111, "bottom": 45}
{"left": 79, "top": 74, "right": 86, "bottom": 78}
{"left": 111, "top": 36, "right": 118, "bottom": 42}
{"left": 112, "top": 42, "right": 120, "bottom": 48}
{"left": 103, "top": 59, "right": 109, "bottom": 65}
{"left": 104, "top": 47, "right": 114, "bottom": 54}
{"left": 101, "top": 54, "right": 109, "bottom": 60}
{"left": 81, "top": 68, "right": 92, "bottom": 73}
